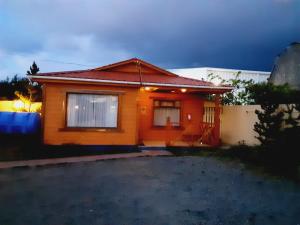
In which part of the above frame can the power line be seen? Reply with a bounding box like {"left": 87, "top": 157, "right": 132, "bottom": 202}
{"left": 1, "top": 51, "right": 98, "bottom": 68}
{"left": 0, "top": 57, "right": 99, "bottom": 77}
{"left": 39, "top": 59, "right": 98, "bottom": 67}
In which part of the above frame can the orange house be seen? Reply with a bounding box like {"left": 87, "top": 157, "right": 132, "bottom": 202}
{"left": 29, "top": 58, "right": 232, "bottom": 149}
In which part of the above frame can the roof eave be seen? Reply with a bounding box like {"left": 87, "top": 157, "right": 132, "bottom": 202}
{"left": 29, "top": 75, "right": 233, "bottom": 92}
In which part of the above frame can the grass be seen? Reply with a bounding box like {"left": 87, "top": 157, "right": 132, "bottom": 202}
{"left": 169, "top": 145, "right": 300, "bottom": 181}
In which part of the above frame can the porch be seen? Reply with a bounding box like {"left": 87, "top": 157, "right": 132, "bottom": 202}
{"left": 137, "top": 86, "right": 222, "bottom": 147}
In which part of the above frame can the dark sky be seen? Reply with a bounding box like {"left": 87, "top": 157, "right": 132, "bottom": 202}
{"left": 0, "top": 0, "right": 299, "bottom": 78}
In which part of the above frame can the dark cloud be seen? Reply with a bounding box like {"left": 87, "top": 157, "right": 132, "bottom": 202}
{"left": 0, "top": 0, "right": 299, "bottom": 76}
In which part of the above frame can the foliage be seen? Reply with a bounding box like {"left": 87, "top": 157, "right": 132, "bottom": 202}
{"left": 247, "top": 83, "right": 286, "bottom": 145}
{"left": 207, "top": 72, "right": 255, "bottom": 105}
{"left": 247, "top": 82, "right": 300, "bottom": 176}
{"left": 248, "top": 82, "right": 300, "bottom": 145}
{"left": 0, "top": 75, "right": 29, "bottom": 100}
{"left": 26, "top": 61, "right": 40, "bottom": 75}
{"left": 0, "top": 62, "right": 42, "bottom": 102}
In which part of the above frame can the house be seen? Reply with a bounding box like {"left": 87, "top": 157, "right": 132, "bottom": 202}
{"left": 169, "top": 67, "right": 270, "bottom": 85}
{"left": 29, "top": 58, "right": 232, "bottom": 149}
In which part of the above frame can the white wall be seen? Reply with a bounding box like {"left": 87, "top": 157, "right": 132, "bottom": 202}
{"left": 169, "top": 67, "right": 270, "bottom": 84}
{"left": 220, "top": 105, "right": 260, "bottom": 146}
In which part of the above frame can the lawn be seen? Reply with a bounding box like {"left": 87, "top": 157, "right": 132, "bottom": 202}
{"left": 0, "top": 157, "right": 300, "bottom": 225}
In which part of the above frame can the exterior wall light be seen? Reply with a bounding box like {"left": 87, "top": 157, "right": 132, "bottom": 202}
{"left": 180, "top": 88, "right": 187, "bottom": 93}
{"left": 13, "top": 100, "right": 25, "bottom": 112}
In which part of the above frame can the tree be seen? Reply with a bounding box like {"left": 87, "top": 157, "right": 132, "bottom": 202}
{"left": 0, "top": 75, "right": 28, "bottom": 100}
{"left": 248, "top": 83, "right": 287, "bottom": 145}
{"left": 207, "top": 72, "right": 255, "bottom": 105}
{"left": 26, "top": 61, "right": 40, "bottom": 75}
{"left": 247, "top": 83, "right": 298, "bottom": 145}
{"left": 248, "top": 82, "right": 300, "bottom": 174}
{"left": 0, "top": 62, "right": 42, "bottom": 104}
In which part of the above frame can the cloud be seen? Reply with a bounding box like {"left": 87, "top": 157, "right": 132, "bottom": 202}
{"left": 0, "top": 0, "right": 299, "bottom": 78}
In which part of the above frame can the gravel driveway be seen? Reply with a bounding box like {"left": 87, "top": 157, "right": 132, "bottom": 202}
{"left": 0, "top": 156, "right": 299, "bottom": 225}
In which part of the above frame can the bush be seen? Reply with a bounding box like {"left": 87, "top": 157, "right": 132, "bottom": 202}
{"left": 247, "top": 82, "right": 300, "bottom": 176}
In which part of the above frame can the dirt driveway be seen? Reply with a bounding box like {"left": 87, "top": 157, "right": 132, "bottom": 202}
{"left": 0, "top": 156, "right": 299, "bottom": 225}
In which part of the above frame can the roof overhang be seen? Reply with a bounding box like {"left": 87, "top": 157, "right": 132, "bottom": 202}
{"left": 29, "top": 75, "right": 233, "bottom": 92}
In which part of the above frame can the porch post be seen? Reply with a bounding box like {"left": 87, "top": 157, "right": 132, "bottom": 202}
{"left": 213, "top": 94, "right": 221, "bottom": 146}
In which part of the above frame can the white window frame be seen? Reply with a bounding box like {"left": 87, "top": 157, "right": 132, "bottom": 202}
{"left": 66, "top": 92, "right": 119, "bottom": 129}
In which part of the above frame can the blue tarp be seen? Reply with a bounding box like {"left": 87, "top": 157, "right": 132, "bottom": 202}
{"left": 0, "top": 112, "right": 41, "bottom": 134}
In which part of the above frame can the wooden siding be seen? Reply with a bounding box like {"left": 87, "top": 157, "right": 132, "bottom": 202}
{"left": 137, "top": 90, "right": 205, "bottom": 143}
{"left": 43, "top": 83, "right": 139, "bottom": 145}
{"left": 103, "top": 63, "right": 159, "bottom": 74}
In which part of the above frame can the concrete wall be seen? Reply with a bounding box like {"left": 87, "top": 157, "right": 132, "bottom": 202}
{"left": 220, "top": 105, "right": 260, "bottom": 146}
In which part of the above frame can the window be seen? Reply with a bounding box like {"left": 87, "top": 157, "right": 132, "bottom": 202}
{"left": 203, "top": 106, "right": 215, "bottom": 124}
{"left": 153, "top": 100, "right": 181, "bottom": 127}
{"left": 67, "top": 93, "right": 118, "bottom": 128}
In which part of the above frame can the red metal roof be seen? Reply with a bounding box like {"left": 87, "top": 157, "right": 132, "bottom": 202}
{"left": 29, "top": 58, "right": 232, "bottom": 91}
{"left": 95, "top": 58, "right": 178, "bottom": 77}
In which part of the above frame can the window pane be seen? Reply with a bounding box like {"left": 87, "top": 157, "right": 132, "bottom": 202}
{"left": 67, "top": 93, "right": 118, "bottom": 128}
{"left": 154, "top": 108, "right": 180, "bottom": 126}
{"left": 94, "top": 95, "right": 118, "bottom": 127}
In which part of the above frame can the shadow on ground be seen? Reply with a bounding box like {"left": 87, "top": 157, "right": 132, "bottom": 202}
{"left": 0, "top": 134, "right": 139, "bottom": 161}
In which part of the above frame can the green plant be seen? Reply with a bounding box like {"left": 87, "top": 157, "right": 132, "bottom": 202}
{"left": 248, "top": 82, "right": 300, "bottom": 176}
{"left": 0, "top": 62, "right": 42, "bottom": 102}
{"left": 26, "top": 61, "right": 40, "bottom": 75}
{"left": 207, "top": 72, "right": 255, "bottom": 105}
{"left": 248, "top": 83, "right": 300, "bottom": 145}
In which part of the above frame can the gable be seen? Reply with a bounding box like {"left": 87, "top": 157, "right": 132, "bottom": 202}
{"left": 94, "top": 58, "right": 178, "bottom": 77}
{"left": 100, "top": 63, "right": 160, "bottom": 74}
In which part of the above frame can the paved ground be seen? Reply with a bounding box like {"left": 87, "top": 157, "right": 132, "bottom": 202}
{"left": 0, "top": 150, "right": 172, "bottom": 169}
{"left": 0, "top": 157, "right": 300, "bottom": 225}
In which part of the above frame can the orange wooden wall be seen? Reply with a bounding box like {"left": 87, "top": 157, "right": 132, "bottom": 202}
{"left": 42, "top": 82, "right": 206, "bottom": 146}
{"left": 42, "top": 83, "right": 139, "bottom": 145}
{"left": 138, "top": 90, "right": 205, "bottom": 143}
{"left": 102, "top": 63, "right": 160, "bottom": 74}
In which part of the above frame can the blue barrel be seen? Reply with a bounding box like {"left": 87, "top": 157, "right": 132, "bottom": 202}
{"left": 0, "top": 112, "right": 41, "bottom": 134}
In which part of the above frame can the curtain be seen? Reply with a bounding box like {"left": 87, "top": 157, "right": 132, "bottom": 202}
{"left": 154, "top": 108, "right": 180, "bottom": 126}
{"left": 67, "top": 94, "right": 118, "bottom": 128}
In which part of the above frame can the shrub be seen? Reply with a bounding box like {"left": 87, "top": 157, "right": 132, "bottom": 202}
{"left": 247, "top": 82, "right": 300, "bottom": 176}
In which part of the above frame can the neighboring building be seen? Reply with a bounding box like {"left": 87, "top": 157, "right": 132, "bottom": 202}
{"left": 29, "top": 58, "right": 232, "bottom": 148}
{"left": 269, "top": 42, "right": 300, "bottom": 90}
{"left": 169, "top": 67, "right": 270, "bottom": 85}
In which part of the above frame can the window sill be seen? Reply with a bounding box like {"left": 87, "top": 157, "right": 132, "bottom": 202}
{"left": 59, "top": 127, "right": 124, "bottom": 133}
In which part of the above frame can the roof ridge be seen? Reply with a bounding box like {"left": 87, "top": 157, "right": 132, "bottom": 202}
{"left": 94, "top": 58, "right": 179, "bottom": 77}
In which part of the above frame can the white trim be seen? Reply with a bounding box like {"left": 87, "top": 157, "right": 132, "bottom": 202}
{"left": 142, "top": 82, "right": 232, "bottom": 90}
{"left": 28, "top": 75, "right": 233, "bottom": 90}
{"left": 28, "top": 75, "right": 140, "bottom": 85}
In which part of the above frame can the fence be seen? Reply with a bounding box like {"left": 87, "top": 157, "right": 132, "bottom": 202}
{"left": 220, "top": 105, "right": 260, "bottom": 146}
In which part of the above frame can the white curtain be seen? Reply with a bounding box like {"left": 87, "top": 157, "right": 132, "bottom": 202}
{"left": 67, "top": 94, "right": 118, "bottom": 128}
{"left": 154, "top": 108, "right": 180, "bottom": 126}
